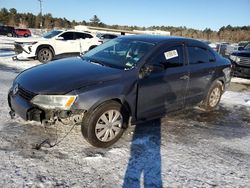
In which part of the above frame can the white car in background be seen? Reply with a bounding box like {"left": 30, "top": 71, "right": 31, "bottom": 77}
{"left": 14, "top": 30, "right": 102, "bottom": 63}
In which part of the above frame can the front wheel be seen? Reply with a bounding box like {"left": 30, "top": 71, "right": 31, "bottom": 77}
{"left": 201, "top": 81, "right": 223, "bottom": 111}
{"left": 37, "top": 48, "right": 53, "bottom": 63}
{"left": 7, "top": 33, "right": 13, "bottom": 37}
{"left": 81, "top": 101, "right": 128, "bottom": 148}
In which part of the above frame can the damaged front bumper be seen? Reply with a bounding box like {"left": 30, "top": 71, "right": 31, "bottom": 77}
{"left": 8, "top": 86, "right": 85, "bottom": 126}
{"left": 13, "top": 42, "right": 36, "bottom": 60}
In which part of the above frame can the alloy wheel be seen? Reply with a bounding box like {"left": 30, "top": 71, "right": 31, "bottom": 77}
{"left": 209, "top": 87, "right": 221, "bottom": 107}
{"left": 38, "top": 49, "right": 52, "bottom": 62}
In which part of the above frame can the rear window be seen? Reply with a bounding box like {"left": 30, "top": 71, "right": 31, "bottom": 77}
{"left": 75, "top": 32, "right": 93, "bottom": 39}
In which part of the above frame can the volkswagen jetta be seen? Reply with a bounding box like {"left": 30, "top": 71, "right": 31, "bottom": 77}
{"left": 8, "top": 35, "right": 232, "bottom": 147}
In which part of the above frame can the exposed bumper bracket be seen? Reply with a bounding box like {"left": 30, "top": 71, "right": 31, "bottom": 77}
{"left": 9, "top": 110, "right": 15, "bottom": 119}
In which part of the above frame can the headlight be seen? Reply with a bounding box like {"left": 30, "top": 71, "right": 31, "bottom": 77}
{"left": 229, "top": 55, "right": 240, "bottom": 63}
{"left": 31, "top": 95, "right": 77, "bottom": 110}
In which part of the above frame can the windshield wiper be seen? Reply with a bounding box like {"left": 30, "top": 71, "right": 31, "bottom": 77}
{"left": 90, "top": 60, "right": 105, "bottom": 66}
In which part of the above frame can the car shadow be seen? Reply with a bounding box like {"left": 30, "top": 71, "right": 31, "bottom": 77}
{"left": 0, "top": 62, "right": 21, "bottom": 73}
{"left": 123, "top": 119, "right": 163, "bottom": 188}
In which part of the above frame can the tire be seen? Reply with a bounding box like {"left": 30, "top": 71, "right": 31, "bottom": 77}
{"left": 24, "top": 34, "right": 28, "bottom": 37}
{"left": 37, "top": 48, "right": 53, "bottom": 63}
{"left": 7, "top": 33, "right": 13, "bottom": 37}
{"left": 81, "top": 101, "right": 129, "bottom": 148}
{"left": 201, "top": 80, "right": 223, "bottom": 111}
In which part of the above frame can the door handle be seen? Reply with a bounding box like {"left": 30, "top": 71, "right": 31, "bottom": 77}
{"left": 179, "top": 75, "right": 189, "bottom": 80}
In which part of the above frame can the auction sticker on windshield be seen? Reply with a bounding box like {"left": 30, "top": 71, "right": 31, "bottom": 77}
{"left": 164, "top": 50, "right": 178, "bottom": 60}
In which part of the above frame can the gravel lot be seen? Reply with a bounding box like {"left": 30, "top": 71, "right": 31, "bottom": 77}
{"left": 0, "top": 36, "right": 250, "bottom": 188}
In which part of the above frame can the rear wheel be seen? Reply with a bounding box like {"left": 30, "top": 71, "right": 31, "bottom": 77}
{"left": 201, "top": 81, "right": 223, "bottom": 111}
{"left": 37, "top": 48, "right": 53, "bottom": 63}
{"left": 81, "top": 101, "right": 128, "bottom": 148}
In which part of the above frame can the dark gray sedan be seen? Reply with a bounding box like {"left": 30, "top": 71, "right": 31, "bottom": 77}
{"left": 8, "top": 35, "right": 232, "bottom": 147}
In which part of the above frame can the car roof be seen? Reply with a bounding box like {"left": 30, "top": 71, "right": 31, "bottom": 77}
{"left": 64, "top": 29, "right": 91, "bottom": 33}
{"left": 119, "top": 34, "right": 206, "bottom": 46}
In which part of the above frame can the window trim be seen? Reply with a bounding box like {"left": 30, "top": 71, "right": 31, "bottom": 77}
{"left": 186, "top": 45, "right": 215, "bottom": 65}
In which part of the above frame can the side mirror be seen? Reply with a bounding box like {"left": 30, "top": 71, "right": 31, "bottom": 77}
{"left": 55, "top": 36, "right": 64, "bottom": 40}
{"left": 238, "top": 46, "right": 244, "bottom": 51}
{"left": 139, "top": 64, "right": 165, "bottom": 79}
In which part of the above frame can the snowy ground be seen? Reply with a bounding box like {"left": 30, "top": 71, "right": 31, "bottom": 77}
{"left": 0, "top": 36, "right": 250, "bottom": 187}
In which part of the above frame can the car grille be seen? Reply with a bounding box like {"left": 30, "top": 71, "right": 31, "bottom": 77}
{"left": 14, "top": 43, "right": 23, "bottom": 54}
{"left": 18, "top": 86, "right": 36, "bottom": 101}
{"left": 238, "top": 57, "right": 250, "bottom": 67}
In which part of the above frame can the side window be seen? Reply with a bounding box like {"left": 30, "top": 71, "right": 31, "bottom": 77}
{"left": 85, "top": 33, "right": 93, "bottom": 39}
{"left": 59, "top": 32, "right": 74, "bottom": 40}
{"left": 75, "top": 32, "right": 86, "bottom": 39}
{"left": 188, "top": 46, "right": 210, "bottom": 64}
{"left": 152, "top": 45, "right": 184, "bottom": 68}
{"left": 75, "top": 32, "right": 93, "bottom": 39}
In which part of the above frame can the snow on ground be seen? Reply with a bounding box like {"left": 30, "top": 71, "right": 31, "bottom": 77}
{"left": 0, "top": 36, "right": 41, "bottom": 72}
{"left": 0, "top": 39, "right": 250, "bottom": 187}
{"left": 231, "top": 77, "right": 250, "bottom": 85}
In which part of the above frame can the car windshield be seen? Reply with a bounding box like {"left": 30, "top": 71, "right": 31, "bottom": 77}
{"left": 82, "top": 38, "right": 155, "bottom": 70}
{"left": 43, "top": 30, "right": 62, "bottom": 39}
{"left": 243, "top": 43, "right": 250, "bottom": 50}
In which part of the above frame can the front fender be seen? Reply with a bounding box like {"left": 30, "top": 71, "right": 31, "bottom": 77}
{"left": 71, "top": 80, "right": 137, "bottom": 118}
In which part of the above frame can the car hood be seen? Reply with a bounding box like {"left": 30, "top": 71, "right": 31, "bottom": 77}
{"left": 15, "top": 57, "right": 123, "bottom": 94}
{"left": 232, "top": 50, "right": 250, "bottom": 57}
{"left": 15, "top": 37, "right": 46, "bottom": 43}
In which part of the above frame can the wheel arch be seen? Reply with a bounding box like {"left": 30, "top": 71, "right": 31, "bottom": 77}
{"left": 213, "top": 77, "right": 225, "bottom": 92}
{"left": 36, "top": 44, "right": 55, "bottom": 56}
{"left": 86, "top": 97, "right": 132, "bottom": 119}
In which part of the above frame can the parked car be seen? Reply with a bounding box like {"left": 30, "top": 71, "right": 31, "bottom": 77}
{"left": 216, "top": 42, "right": 229, "bottom": 56}
{"left": 229, "top": 42, "right": 250, "bottom": 78}
{"left": 225, "top": 43, "right": 239, "bottom": 57}
{"left": 0, "top": 25, "right": 16, "bottom": 37}
{"left": 96, "top": 33, "right": 118, "bottom": 43}
{"left": 8, "top": 35, "right": 232, "bottom": 147}
{"left": 13, "top": 30, "right": 102, "bottom": 63}
{"left": 15, "top": 28, "right": 31, "bottom": 37}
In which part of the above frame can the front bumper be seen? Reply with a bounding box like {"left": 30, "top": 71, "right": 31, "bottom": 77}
{"left": 14, "top": 43, "right": 36, "bottom": 59}
{"left": 8, "top": 86, "right": 84, "bottom": 124}
{"left": 8, "top": 86, "right": 44, "bottom": 121}
{"left": 231, "top": 61, "right": 250, "bottom": 78}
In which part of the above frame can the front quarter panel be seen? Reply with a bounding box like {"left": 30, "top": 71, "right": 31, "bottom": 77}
{"left": 71, "top": 76, "right": 137, "bottom": 117}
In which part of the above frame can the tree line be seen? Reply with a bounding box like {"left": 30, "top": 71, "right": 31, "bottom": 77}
{"left": 0, "top": 8, "right": 249, "bottom": 42}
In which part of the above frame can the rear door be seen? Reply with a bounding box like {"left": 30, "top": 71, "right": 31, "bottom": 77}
{"left": 185, "top": 45, "right": 217, "bottom": 106}
{"left": 137, "top": 43, "right": 189, "bottom": 120}
{"left": 75, "top": 32, "right": 94, "bottom": 53}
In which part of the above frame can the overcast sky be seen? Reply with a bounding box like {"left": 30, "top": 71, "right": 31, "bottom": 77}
{"left": 0, "top": 0, "right": 250, "bottom": 31}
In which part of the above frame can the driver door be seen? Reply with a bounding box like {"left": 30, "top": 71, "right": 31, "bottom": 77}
{"left": 137, "top": 43, "right": 189, "bottom": 120}
{"left": 55, "top": 32, "right": 79, "bottom": 55}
